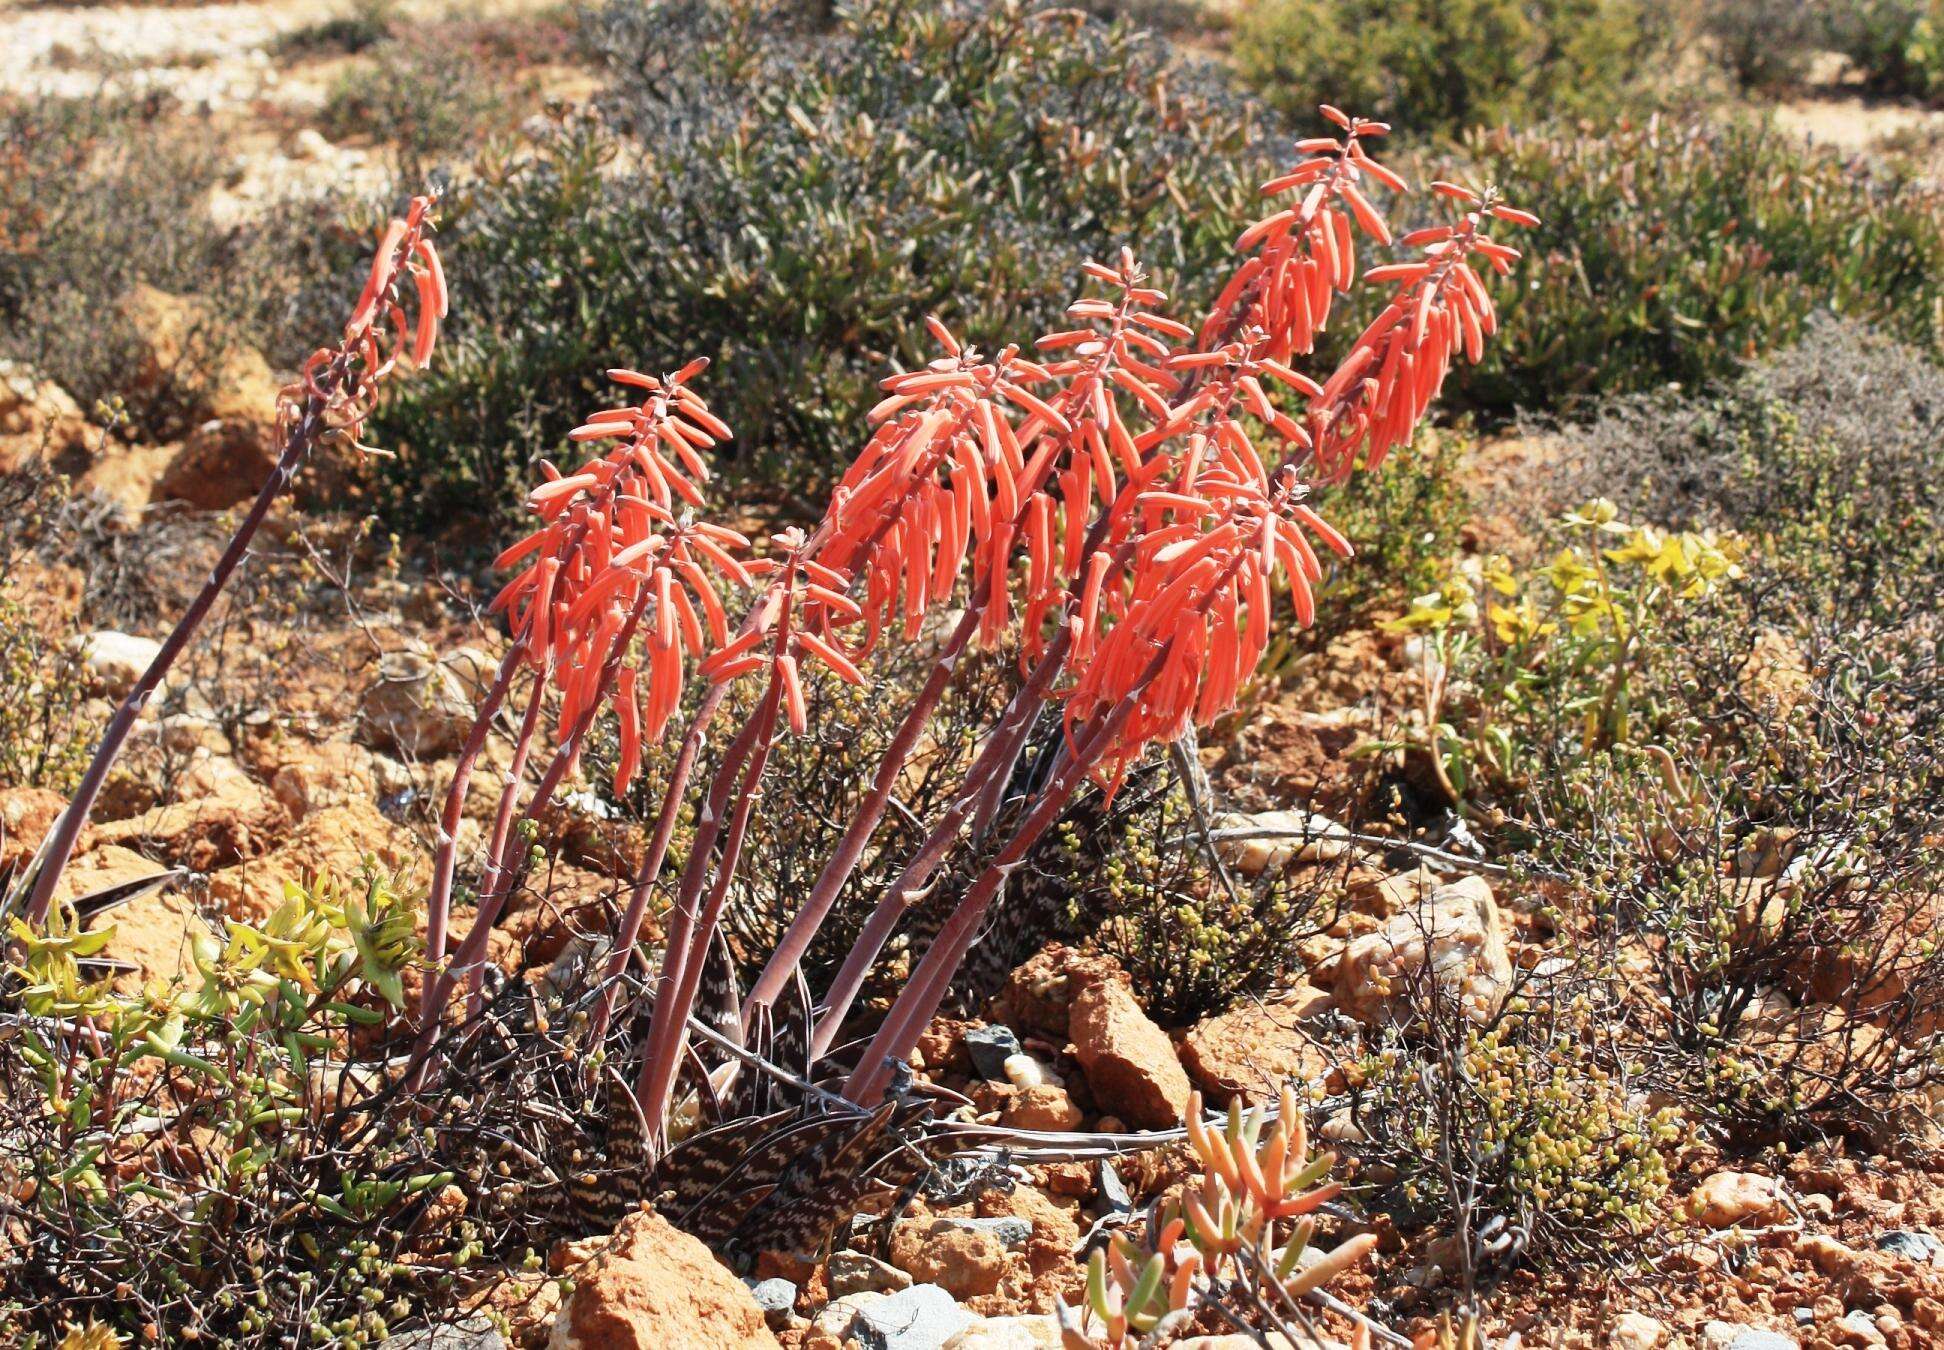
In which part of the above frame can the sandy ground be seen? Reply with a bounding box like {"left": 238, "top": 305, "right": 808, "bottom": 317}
{"left": 2, "top": 0, "right": 584, "bottom": 222}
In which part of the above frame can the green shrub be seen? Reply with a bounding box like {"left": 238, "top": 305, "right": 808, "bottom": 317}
{"left": 1826, "top": 0, "right": 1931, "bottom": 94}
{"left": 1348, "top": 991, "right": 1681, "bottom": 1266}
{"left": 1452, "top": 117, "right": 1944, "bottom": 419}
{"left": 1047, "top": 776, "right": 1344, "bottom": 1025}
{"left": 0, "top": 870, "right": 483, "bottom": 1342}
{"left": 1701, "top": 0, "right": 1828, "bottom": 91}
{"left": 1231, "top": 0, "right": 1658, "bottom": 141}
{"left": 1501, "top": 327, "right": 1944, "bottom": 1136}
{"left": 0, "top": 97, "right": 235, "bottom": 438}
{"left": 271, "top": 0, "right": 397, "bottom": 58}
{"left": 319, "top": 14, "right": 565, "bottom": 181}
{"left": 1527, "top": 624, "right": 1944, "bottom": 1136}
{"left": 1542, "top": 317, "right": 1944, "bottom": 619}
{"left": 1911, "top": 3, "right": 1944, "bottom": 95}
{"left": 1382, "top": 500, "right": 1745, "bottom": 805}
{"left": 365, "top": 0, "right": 1274, "bottom": 523}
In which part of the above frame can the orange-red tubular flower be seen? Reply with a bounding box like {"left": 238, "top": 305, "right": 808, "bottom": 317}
{"left": 1205, "top": 108, "right": 1407, "bottom": 365}
{"left": 1308, "top": 186, "right": 1538, "bottom": 479}
{"left": 491, "top": 363, "right": 752, "bottom": 793}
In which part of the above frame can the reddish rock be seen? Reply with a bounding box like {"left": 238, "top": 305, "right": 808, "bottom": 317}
{"left": 357, "top": 647, "right": 480, "bottom": 758}
{"left": 548, "top": 1210, "right": 779, "bottom": 1349}
{"left": 1002, "top": 1084, "right": 1084, "bottom": 1132}
{"left": 0, "top": 785, "right": 70, "bottom": 874}
{"left": 204, "top": 799, "right": 415, "bottom": 919}
{"left": 1689, "top": 1171, "right": 1782, "bottom": 1229}
{"left": 1069, "top": 976, "right": 1191, "bottom": 1130}
{"left": 264, "top": 740, "right": 380, "bottom": 820}
{"left": 1178, "top": 983, "right": 1337, "bottom": 1106}
{"left": 93, "top": 777, "right": 289, "bottom": 875}
{"left": 116, "top": 283, "right": 281, "bottom": 429}
{"left": 77, "top": 444, "right": 176, "bottom": 523}
{"left": 890, "top": 1221, "right": 1010, "bottom": 1300}
{"left": 63, "top": 845, "right": 195, "bottom": 986}
{"left": 990, "top": 943, "right": 1122, "bottom": 1039}
{"left": 159, "top": 418, "right": 279, "bottom": 510}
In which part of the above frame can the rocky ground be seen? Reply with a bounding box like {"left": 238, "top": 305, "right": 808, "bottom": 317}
{"left": 4, "top": 5, "right": 1944, "bottom": 1349}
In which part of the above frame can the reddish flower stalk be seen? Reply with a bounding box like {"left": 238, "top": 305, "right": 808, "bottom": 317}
{"left": 417, "top": 363, "right": 746, "bottom": 1041}
{"left": 834, "top": 133, "right": 1533, "bottom": 1096}
{"left": 14, "top": 197, "right": 445, "bottom": 929}
{"left": 742, "top": 259, "right": 1166, "bottom": 1021}
{"left": 427, "top": 109, "right": 1532, "bottom": 1155}
{"left": 795, "top": 123, "right": 1415, "bottom": 1037}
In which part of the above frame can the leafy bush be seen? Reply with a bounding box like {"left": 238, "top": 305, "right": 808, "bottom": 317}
{"left": 1908, "top": 4, "right": 1944, "bottom": 96}
{"left": 1231, "top": 0, "right": 1659, "bottom": 141}
{"left": 271, "top": 0, "right": 398, "bottom": 58}
{"left": 0, "top": 590, "right": 89, "bottom": 796}
{"left": 1347, "top": 985, "right": 1681, "bottom": 1269}
{"left": 367, "top": 0, "right": 1274, "bottom": 521}
{"left": 1045, "top": 776, "right": 1346, "bottom": 1025}
{"left": 1529, "top": 617, "right": 1944, "bottom": 1135}
{"left": 319, "top": 14, "right": 568, "bottom": 180}
{"left": 1542, "top": 316, "right": 1944, "bottom": 619}
{"left": 1383, "top": 499, "right": 1745, "bottom": 804}
{"left": 0, "top": 476, "right": 90, "bottom": 796}
{"left": 1452, "top": 117, "right": 1944, "bottom": 419}
{"left": 1503, "top": 324, "right": 1944, "bottom": 1136}
{"left": 0, "top": 870, "right": 464, "bottom": 1343}
{"left": 1826, "top": 0, "right": 1932, "bottom": 94}
{"left": 0, "top": 97, "right": 235, "bottom": 437}
{"left": 1701, "top": 0, "right": 1829, "bottom": 91}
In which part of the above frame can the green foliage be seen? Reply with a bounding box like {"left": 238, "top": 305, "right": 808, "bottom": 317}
{"left": 1231, "top": 0, "right": 1658, "bottom": 141}
{"left": 1051, "top": 777, "right": 1340, "bottom": 1025}
{"left": 0, "top": 97, "right": 234, "bottom": 438}
{"left": 1700, "top": 0, "right": 1828, "bottom": 91}
{"left": 319, "top": 16, "right": 559, "bottom": 181}
{"left": 1264, "top": 429, "right": 1473, "bottom": 669}
{"left": 1382, "top": 500, "right": 1743, "bottom": 804}
{"left": 1546, "top": 317, "right": 1944, "bottom": 621}
{"left": 0, "top": 589, "right": 90, "bottom": 795}
{"left": 271, "top": 0, "right": 398, "bottom": 58}
{"left": 0, "top": 869, "right": 478, "bottom": 1344}
{"left": 1908, "top": 3, "right": 1944, "bottom": 95}
{"left": 1826, "top": 0, "right": 1933, "bottom": 94}
{"left": 1453, "top": 117, "right": 1944, "bottom": 419}
{"left": 367, "top": 0, "right": 1272, "bottom": 522}
{"left": 1349, "top": 1004, "right": 1681, "bottom": 1262}
{"left": 1507, "top": 325, "right": 1944, "bottom": 1136}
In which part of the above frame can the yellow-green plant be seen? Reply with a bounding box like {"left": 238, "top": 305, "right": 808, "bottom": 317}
{"left": 1383, "top": 499, "right": 1743, "bottom": 802}
{"left": 1056, "top": 1087, "right": 1378, "bottom": 1348}
{"left": 0, "top": 587, "right": 90, "bottom": 796}
{"left": 3, "top": 868, "right": 445, "bottom": 1343}
{"left": 1350, "top": 1006, "right": 1681, "bottom": 1266}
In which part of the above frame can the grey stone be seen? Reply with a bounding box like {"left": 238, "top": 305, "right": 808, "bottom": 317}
{"left": 1840, "top": 1311, "right": 1881, "bottom": 1338}
{"left": 1700, "top": 1324, "right": 1799, "bottom": 1350}
{"left": 851, "top": 1283, "right": 974, "bottom": 1350}
{"left": 1097, "top": 1158, "right": 1133, "bottom": 1214}
{"left": 381, "top": 1318, "right": 505, "bottom": 1350}
{"left": 1876, "top": 1229, "right": 1944, "bottom": 1263}
{"left": 924, "top": 1215, "right": 1031, "bottom": 1250}
{"left": 748, "top": 1276, "right": 799, "bottom": 1329}
{"left": 964, "top": 1025, "right": 1022, "bottom": 1081}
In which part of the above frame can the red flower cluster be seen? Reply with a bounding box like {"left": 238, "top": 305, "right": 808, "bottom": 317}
{"left": 488, "top": 362, "right": 749, "bottom": 791}
{"left": 420, "top": 109, "right": 1536, "bottom": 1131}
